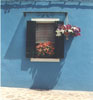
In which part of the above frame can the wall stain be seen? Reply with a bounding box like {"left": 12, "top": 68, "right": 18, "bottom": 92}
{"left": 1, "top": 2, "right": 93, "bottom": 13}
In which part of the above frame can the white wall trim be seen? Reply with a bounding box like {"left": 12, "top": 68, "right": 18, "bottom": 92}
{"left": 30, "top": 58, "right": 60, "bottom": 62}
{"left": 31, "top": 18, "right": 60, "bottom": 23}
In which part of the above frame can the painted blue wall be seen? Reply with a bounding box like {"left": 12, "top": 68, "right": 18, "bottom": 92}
{"left": 1, "top": 1, "right": 93, "bottom": 91}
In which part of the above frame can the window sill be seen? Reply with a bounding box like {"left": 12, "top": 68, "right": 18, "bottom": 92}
{"left": 30, "top": 58, "right": 60, "bottom": 62}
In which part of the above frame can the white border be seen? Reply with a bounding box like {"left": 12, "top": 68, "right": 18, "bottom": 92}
{"left": 31, "top": 18, "right": 60, "bottom": 23}
{"left": 30, "top": 58, "right": 60, "bottom": 62}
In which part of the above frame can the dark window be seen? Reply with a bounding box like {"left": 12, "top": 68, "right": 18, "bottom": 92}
{"left": 26, "top": 21, "right": 64, "bottom": 59}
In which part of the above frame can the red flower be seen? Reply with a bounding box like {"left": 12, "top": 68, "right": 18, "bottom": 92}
{"left": 75, "top": 33, "right": 81, "bottom": 36}
{"left": 61, "top": 25, "right": 66, "bottom": 30}
{"left": 66, "top": 24, "right": 72, "bottom": 30}
{"left": 36, "top": 41, "right": 55, "bottom": 56}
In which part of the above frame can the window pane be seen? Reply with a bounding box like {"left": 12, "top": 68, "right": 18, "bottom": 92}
{"left": 36, "top": 23, "right": 55, "bottom": 43}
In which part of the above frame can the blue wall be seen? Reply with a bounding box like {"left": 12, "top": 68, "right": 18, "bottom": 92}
{"left": 1, "top": 1, "right": 93, "bottom": 91}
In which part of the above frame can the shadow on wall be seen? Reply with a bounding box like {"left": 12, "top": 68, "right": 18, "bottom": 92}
{"left": 1, "top": 1, "right": 93, "bottom": 13}
{"left": 30, "top": 37, "right": 73, "bottom": 90}
{"left": 4, "top": 15, "right": 73, "bottom": 90}
{"left": 5, "top": 15, "right": 26, "bottom": 59}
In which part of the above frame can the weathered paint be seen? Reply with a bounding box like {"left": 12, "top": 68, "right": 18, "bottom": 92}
{"left": 1, "top": 1, "right": 93, "bottom": 91}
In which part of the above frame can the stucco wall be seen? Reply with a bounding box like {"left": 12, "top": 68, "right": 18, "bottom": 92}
{"left": 1, "top": 1, "right": 93, "bottom": 91}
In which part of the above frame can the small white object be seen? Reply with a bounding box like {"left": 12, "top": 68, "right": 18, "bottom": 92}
{"left": 61, "top": 30, "right": 65, "bottom": 34}
{"left": 68, "top": 29, "right": 73, "bottom": 33}
{"left": 56, "top": 29, "right": 62, "bottom": 36}
{"left": 72, "top": 27, "right": 76, "bottom": 30}
{"left": 56, "top": 29, "right": 61, "bottom": 33}
{"left": 56, "top": 32, "right": 61, "bottom": 37}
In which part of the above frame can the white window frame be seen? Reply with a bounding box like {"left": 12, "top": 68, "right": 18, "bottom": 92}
{"left": 31, "top": 18, "right": 60, "bottom": 23}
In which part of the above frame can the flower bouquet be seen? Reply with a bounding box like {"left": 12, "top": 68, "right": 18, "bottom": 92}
{"left": 56, "top": 24, "right": 81, "bottom": 40}
{"left": 36, "top": 41, "right": 55, "bottom": 57}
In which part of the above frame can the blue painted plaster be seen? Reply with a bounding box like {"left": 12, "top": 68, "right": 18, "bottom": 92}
{"left": 1, "top": 1, "right": 93, "bottom": 91}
